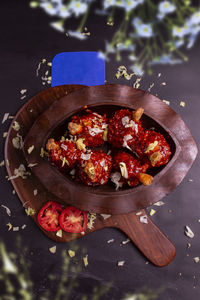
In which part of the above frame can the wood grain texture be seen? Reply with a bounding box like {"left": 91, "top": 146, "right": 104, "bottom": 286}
{"left": 4, "top": 84, "right": 177, "bottom": 266}
{"left": 23, "top": 84, "right": 198, "bottom": 214}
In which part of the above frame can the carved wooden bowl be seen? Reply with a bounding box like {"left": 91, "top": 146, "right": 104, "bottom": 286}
{"left": 23, "top": 84, "right": 198, "bottom": 215}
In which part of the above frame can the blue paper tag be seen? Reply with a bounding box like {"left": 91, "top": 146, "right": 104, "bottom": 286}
{"left": 51, "top": 51, "right": 105, "bottom": 87}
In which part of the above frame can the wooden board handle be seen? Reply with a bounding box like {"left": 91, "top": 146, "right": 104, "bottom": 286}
{"left": 104, "top": 209, "right": 176, "bottom": 267}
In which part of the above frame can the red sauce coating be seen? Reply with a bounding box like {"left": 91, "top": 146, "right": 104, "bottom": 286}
{"left": 112, "top": 151, "right": 148, "bottom": 187}
{"left": 78, "top": 150, "right": 112, "bottom": 186}
{"left": 45, "top": 108, "right": 172, "bottom": 189}
{"left": 136, "top": 130, "right": 171, "bottom": 167}
{"left": 108, "top": 109, "right": 143, "bottom": 150}
{"left": 68, "top": 110, "right": 107, "bottom": 147}
{"left": 47, "top": 140, "right": 81, "bottom": 170}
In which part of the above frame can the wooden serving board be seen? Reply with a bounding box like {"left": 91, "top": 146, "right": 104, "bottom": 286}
{"left": 5, "top": 85, "right": 175, "bottom": 267}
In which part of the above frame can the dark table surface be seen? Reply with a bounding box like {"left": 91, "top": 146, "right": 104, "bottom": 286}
{"left": 0, "top": 1, "right": 200, "bottom": 299}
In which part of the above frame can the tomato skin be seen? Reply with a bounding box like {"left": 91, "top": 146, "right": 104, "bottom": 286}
{"left": 59, "top": 206, "right": 88, "bottom": 233}
{"left": 37, "top": 201, "right": 63, "bottom": 232}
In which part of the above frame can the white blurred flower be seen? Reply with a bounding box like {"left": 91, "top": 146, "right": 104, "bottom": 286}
{"left": 52, "top": 0, "right": 63, "bottom": 4}
{"left": 174, "top": 39, "right": 184, "bottom": 48}
{"left": 115, "top": 0, "right": 124, "bottom": 8}
{"left": 136, "top": 23, "right": 153, "bottom": 37}
{"left": 98, "top": 51, "right": 109, "bottom": 61}
{"left": 130, "top": 64, "right": 143, "bottom": 76}
{"left": 50, "top": 20, "right": 65, "bottom": 32}
{"left": 132, "top": 17, "right": 153, "bottom": 38}
{"left": 172, "top": 26, "right": 188, "bottom": 38}
{"left": 58, "top": 5, "right": 70, "bottom": 18}
{"left": 103, "top": 0, "right": 116, "bottom": 9}
{"left": 105, "top": 41, "right": 115, "bottom": 53}
{"left": 0, "top": 243, "right": 17, "bottom": 274}
{"left": 30, "top": 1, "right": 39, "bottom": 8}
{"left": 157, "top": 12, "right": 165, "bottom": 20}
{"left": 158, "top": 1, "right": 175, "bottom": 14}
{"left": 69, "top": 1, "right": 87, "bottom": 17}
{"left": 157, "top": 1, "right": 175, "bottom": 20}
{"left": 68, "top": 30, "right": 87, "bottom": 39}
{"left": 132, "top": 17, "right": 142, "bottom": 28}
{"left": 187, "top": 25, "right": 200, "bottom": 48}
{"left": 150, "top": 54, "right": 182, "bottom": 65}
{"left": 128, "top": 54, "right": 137, "bottom": 61}
{"left": 189, "top": 11, "right": 200, "bottom": 25}
{"left": 116, "top": 43, "right": 135, "bottom": 51}
{"left": 123, "top": 0, "right": 144, "bottom": 12}
{"left": 190, "top": 24, "right": 200, "bottom": 35}
{"left": 40, "top": 2, "right": 58, "bottom": 15}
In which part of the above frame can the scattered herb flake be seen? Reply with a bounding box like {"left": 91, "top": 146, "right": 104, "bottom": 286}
{"left": 117, "top": 261, "right": 125, "bottom": 266}
{"left": 12, "top": 121, "right": 20, "bottom": 131}
{"left": 154, "top": 201, "right": 165, "bottom": 206}
{"left": 185, "top": 226, "right": 194, "bottom": 238}
{"left": 28, "top": 145, "right": 34, "bottom": 154}
{"left": 107, "top": 239, "right": 114, "bottom": 244}
{"left": 36, "top": 58, "right": 46, "bottom": 77}
{"left": 8, "top": 164, "right": 30, "bottom": 180}
{"left": 194, "top": 257, "right": 200, "bottom": 263}
{"left": 20, "top": 89, "right": 27, "bottom": 94}
{"left": 56, "top": 229, "right": 63, "bottom": 238}
{"left": 28, "top": 163, "right": 38, "bottom": 168}
{"left": 68, "top": 250, "right": 75, "bottom": 258}
{"left": 0, "top": 160, "right": 5, "bottom": 167}
{"left": 148, "top": 83, "right": 154, "bottom": 92}
{"left": 83, "top": 255, "right": 88, "bottom": 267}
{"left": 121, "top": 239, "right": 130, "bottom": 245}
{"left": 163, "top": 100, "right": 170, "bottom": 105}
{"left": 145, "top": 141, "right": 158, "bottom": 153}
{"left": 180, "top": 101, "right": 185, "bottom": 107}
{"left": 25, "top": 207, "right": 36, "bottom": 216}
{"left": 13, "top": 227, "right": 19, "bottom": 232}
{"left": 1, "top": 205, "right": 11, "bottom": 216}
{"left": 133, "top": 77, "right": 142, "bottom": 89}
{"left": 149, "top": 209, "right": 156, "bottom": 216}
{"left": 136, "top": 211, "right": 142, "bottom": 215}
{"left": 12, "top": 134, "right": 23, "bottom": 149}
{"left": 87, "top": 213, "right": 97, "bottom": 230}
{"left": 6, "top": 223, "right": 13, "bottom": 231}
{"left": 140, "top": 215, "right": 148, "bottom": 224}
{"left": 49, "top": 246, "right": 56, "bottom": 254}
{"left": 40, "top": 147, "right": 48, "bottom": 157}
{"left": 100, "top": 214, "right": 111, "bottom": 220}
{"left": 2, "top": 113, "right": 9, "bottom": 124}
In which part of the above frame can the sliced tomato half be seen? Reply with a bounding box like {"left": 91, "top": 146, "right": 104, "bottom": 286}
{"left": 37, "top": 201, "right": 63, "bottom": 232}
{"left": 59, "top": 206, "right": 88, "bottom": 233}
